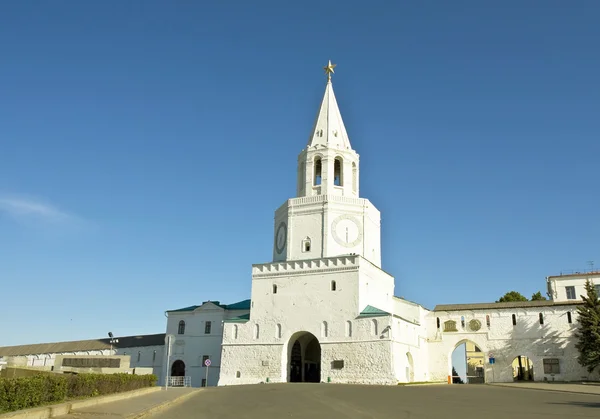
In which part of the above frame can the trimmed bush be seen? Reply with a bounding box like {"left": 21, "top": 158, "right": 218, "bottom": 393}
{"left": 0, "top": 373, "right": 156, "bottom": 413}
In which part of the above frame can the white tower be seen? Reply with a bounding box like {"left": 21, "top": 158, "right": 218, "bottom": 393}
{"left": 273, "top": 61, "right": 382, "bottom": 266}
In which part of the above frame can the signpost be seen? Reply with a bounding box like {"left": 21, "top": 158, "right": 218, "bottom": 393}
{"left": 488, "top": 353, "right": 495, "bottom": 383}
{"left": 204, "top": 358, "right": 211, "bottom": 387}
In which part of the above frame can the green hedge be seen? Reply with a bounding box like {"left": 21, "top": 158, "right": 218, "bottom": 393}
{"left": 0, "top": 373, "right": 156, "bottom": 413}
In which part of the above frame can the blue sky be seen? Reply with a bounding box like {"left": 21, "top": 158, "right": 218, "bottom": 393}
{"left": 1, "top": 1, "right": 599, "bottom": 348}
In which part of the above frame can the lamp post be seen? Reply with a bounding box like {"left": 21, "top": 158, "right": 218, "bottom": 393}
{"left": 108, "top": 332, "right": 119, "bottom": 355}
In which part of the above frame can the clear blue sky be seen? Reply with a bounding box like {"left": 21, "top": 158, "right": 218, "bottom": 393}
{"left": 1, "top": 1, "right": 599, "bottom": 347}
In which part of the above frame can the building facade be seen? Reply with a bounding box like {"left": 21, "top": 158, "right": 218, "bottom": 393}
{"left": 3, "top": 65, "right": 600, "bottom": 388}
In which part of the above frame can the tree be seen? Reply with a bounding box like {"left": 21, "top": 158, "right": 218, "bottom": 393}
{"left": 575, "top": 280, "right": 600, "bottom": 374}
{"left": 497, "top": 291, "right": 528, "bottom": 303}
{"left": 531, "top": 291, "right": 547, "bottom": 301}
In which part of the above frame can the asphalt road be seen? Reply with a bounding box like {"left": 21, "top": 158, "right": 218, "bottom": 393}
{"left": 148, "top": 383, "right": 600, "bottom": 419}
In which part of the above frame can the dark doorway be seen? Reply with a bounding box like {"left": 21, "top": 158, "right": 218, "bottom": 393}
{"left": 288, "top": 332, "right": 321, "bottom": 383}
{"left": 171, "top": 360, "right": 185, "bottom": 377}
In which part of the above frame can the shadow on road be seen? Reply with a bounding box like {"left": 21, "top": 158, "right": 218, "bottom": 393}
{"left": 549, "top": 401, "right": 600, "bottom": 408}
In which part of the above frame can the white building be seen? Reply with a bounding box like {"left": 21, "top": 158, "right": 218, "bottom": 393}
{"left": 0, "top": 334, "right": 165, "bottom": 381}
{"left": 163, "top": 299, "right": 250, "bottom": 387}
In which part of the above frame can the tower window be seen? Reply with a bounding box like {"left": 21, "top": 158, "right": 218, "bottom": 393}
{"left": 460, "top": 316, "right": 465, "bottom": 328}
{"left": 486, "top": 315, "right": 491, "bottom": 327}
{"left": 331, "top": 280, "right": 337, "bottom": 291}
{"left": 334, "top": 157, "right": 343, "bottom": 186}
{"left": 512, "top": 314, "right": 517, "bottom": 326}
{"left": 254, "top": 324, "right": 260, "bottom": 339}
{"left": 302, "top": 238, "right": 311, "bottom": 252}
{"left": 314, "top": 158, "right": 322, "bottom": 186}
{"left": 436, "top": 317, "right": 440, "bottom": 329}
{"left": 273, "top": 284, "right": 278, "bottom": 294}
{"left": 205, "top": 321, "right": 212, "bottom": 334}
{"left": 567, "top": 312, "right": 572, "bottom": 324}
{"left": 153, "top": 350, "right": 156, "bottom": 362}
{"left": 539, "top": 313, "right": 544, "bottom": 325}
{"left": 178, "top": 320, "right": 185, "bottom": 335}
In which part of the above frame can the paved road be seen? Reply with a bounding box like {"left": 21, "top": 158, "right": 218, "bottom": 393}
{"left": 148, "top": 383, "right": 600, "bottom": 419}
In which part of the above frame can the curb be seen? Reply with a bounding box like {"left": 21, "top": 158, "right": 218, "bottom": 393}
{"left": 0, "top": 387, "right": 161, "bottom": 419}
{"left": 489, "top": 383, "right": 600, "bottom": 396}
{"left": 125, "top": 389, "right": 202, "bottom": 419}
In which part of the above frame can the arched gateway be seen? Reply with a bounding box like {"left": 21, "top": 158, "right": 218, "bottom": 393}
{"left": 286, "top": 332, "right": 321, "bottom": 383}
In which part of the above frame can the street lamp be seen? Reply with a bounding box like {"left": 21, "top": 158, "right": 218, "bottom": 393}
{"left": 108, "top": 332, "right": 119, "bottom": 354}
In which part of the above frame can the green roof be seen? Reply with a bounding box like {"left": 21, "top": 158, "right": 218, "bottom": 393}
{"left": 222, "top": 299, "right": 251, "bottom": 310}
{"left": 168, "top": 305, "right": 201, "bottom": 313}
{"left": 223, "top": 313, "right": 250, "bottom": 323}
{"left": 357, "top": 305, "right": 390, "bottom": 318}
{"left": 167, "top": 299, "right": 251, "bottom": 313}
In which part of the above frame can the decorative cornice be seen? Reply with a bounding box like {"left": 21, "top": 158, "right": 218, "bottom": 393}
{"left": 253, "top": 255, "right": 359, "bottom": 279}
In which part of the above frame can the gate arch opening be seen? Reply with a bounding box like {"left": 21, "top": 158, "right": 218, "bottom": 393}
{"left": 450, "top": 340, "right": 485, "bottom": 384}
{"left": 512, "top": 355, "right": 534, "bottom": 381}
{"left": 287, "top": 331, "right": 321, "bottom": 383}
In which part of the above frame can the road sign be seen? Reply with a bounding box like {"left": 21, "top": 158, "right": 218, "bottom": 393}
{"left": 489, "top": 357, "right": 495, "bottom": 365}
{"left": 204, "top": 358, "right": 211, "bottom": 367}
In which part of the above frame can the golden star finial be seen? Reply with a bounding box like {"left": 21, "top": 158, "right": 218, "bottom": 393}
{"left": 324, "top": 60, "right": 336, "bottom": 82}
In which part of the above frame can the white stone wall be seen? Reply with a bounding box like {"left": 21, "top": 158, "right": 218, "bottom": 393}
{"left": 426, "top": 305, "right": 600, "bottom": 383}
{"left": 270, "top": 195, "right": 382, "bottom": 268}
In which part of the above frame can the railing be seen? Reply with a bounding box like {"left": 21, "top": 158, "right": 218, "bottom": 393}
{"left": 554, "top": 269, "right": 600, "bottom": 276}
{"left": 168, "top": 376, "right": 191, "bottom": 387}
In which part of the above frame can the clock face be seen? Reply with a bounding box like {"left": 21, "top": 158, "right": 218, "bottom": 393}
{"left": 275, "top": 221, "right": 287, "bottom": 254}
{"left": 331, "top": 215, "right": 363, "bottom": 248}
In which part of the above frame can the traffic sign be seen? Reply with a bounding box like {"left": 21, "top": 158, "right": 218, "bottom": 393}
{"left": 204, "top": 358, "right": 212, "bottom": 367}
{"left": 489, "top": 357, "right": 495, "bottom": 365}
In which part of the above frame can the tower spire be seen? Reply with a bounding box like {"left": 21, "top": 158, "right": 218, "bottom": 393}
{"left": 307, "top": 61, "right": 351, "bottom": 150}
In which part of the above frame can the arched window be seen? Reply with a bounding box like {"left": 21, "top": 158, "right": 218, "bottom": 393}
{"left": 567, "top": 312, "right": 572, "bottom": 324}
{"left": 334, "top": 157, "right": 343, "bottom": 186}
{"left": 512, "top": 314, "right": 517, "bottom": 326}
{"left": 346, "top": 320, "right": 352, "bottom": 337}
{"left": 486, "top": 315, "right": 491, "bottom": 327}
{"left": 436, "top": 317, "right": 440, "bottom": 329}
{"left": 303, "top": 237, "right": 311, "bottom": 252}
{"left": 276, "top": 323, "right": 282, "bottom": 339}
{"left": 254, "top": 324, "right": 260, "bottom": 339}
{"left": 178, "top": 320, "right": 185, "bottom": 335}
{"left": 352, "top": 162, "right": 357, "bottom": 193}
{"left": 461, "top": 316, "right": 465, "bottom": 328}
{"left": 233, "top": 324, "right": 238, "bottom": 339}
{"left": 314, "top": 158, "right": 322, "bottom": 186}
{"left": 331, "top": 280, "right": 337, "bottom": 291}
{"left": 322, "top": 321, "right": 328, "bottom": 337}
{"left": 137, "top": 351, "right": 141, "bottom": 363}
{"left": 539, "top": 313, "right": 544, "bottom": 325}
{"left": 371, "top": 319, "right": 378, "bottom": 336}
{"left": 236, "top": 371, "right": 241, "bottom": 378}
{"left": 272, "top": 284, "right": 278, "bottom": 294}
